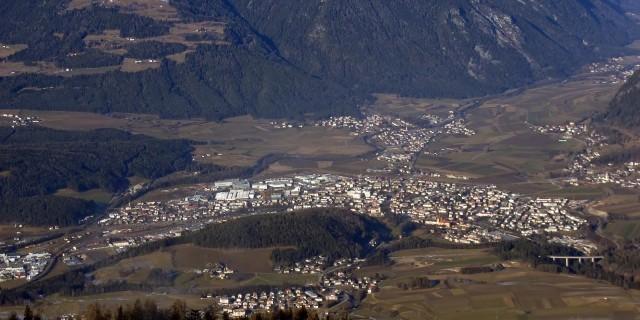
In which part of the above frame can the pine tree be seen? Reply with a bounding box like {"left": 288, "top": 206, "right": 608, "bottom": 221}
{"left": 23, "top": 305, "right": 34, "bottom": 320}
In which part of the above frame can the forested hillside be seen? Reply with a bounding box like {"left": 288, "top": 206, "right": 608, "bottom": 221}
{"left": 599, "top": 70, "right": 640, "bottom": 129}
{"left": 0, "top": 0, "right": 636, "bottom": 119}
{"left": 0, "top": 126, "right": 193, "bottom": 226}
{"left": 187, "top": 208, "right": 392, "bottom": 263}
{"left": 225, "top": 0, "right": 637, "bottom": 98}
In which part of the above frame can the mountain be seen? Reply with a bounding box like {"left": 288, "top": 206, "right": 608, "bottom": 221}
{"left": 0, "top": 0, "right": 636, "bottom": 120}
{"left": 224, "top": 0, "right": 637, "bottom": 97}
{"left": 600, "top": 69, "right": 640, "bottom": 129}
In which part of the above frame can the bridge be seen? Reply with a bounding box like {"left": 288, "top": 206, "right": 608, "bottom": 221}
{"left": 547, "top": 256, "right": 604, "bottom": 267}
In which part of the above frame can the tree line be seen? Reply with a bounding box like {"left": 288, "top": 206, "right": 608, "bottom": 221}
{"left": 10, "top": 299, "right": 347, "bottom": 320}
{"left": 494, "top": 238, "right": 640, "bottom": 290}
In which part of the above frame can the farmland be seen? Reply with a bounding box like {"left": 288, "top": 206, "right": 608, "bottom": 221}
{"left": 353, "top": 248, "right": 640, "bottom": 320}
{"left": 9, "top": 110, "right": 374, "bottom": 171}
{"left": 92, "top": 244, "right": 315, "bottom": 291}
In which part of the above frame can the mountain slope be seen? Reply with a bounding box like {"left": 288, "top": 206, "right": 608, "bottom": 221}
{"left": 226, "top": 0, "right": 637, "bottom": 97}
{"left": 0, "top": 0, "right": 637, "bottom": 119}
{"left": 600, "top": 69, "right": 640, "bottom": 129}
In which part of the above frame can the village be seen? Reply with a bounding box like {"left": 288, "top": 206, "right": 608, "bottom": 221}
{"left": 0, "top": 113, "right": 41, "bottom": 128}
{"left": 531, "top": 121, "right": 640, "bottom": 189}
{"left": 205, "top": 256, "right": 377, "bottom": 318}
{"left": 272, "top": 111, "right": 475, "bottom": 173}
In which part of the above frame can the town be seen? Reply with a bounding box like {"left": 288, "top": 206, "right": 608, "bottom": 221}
{"left": 101, "top": 173, "right": 586, "bottom": 246}
{"left": 0, "top": 252, "right": 51, "bottom": 282}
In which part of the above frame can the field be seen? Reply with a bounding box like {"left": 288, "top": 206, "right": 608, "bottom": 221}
{"left": 68, "top": 0, "right": 180, "bottom": 21}
{"left": 54, "top": 188, "right": 114, "bottom": 204}
{"left": 376, "top": 64, "right": 630, "bottom": 197}
{"left": 12, "top": 111, "right": 374, "bottom": 172}
{"left": 604, "top": 220, "right": 640, "bottom": 242}
{"left": 353, "top": 248, "right": 640, "bottom": 320}
{"left": 0, "top": 44, "right": 27, "bottom": 58}
{"left": 93, "top": 244, "right": 315, "bottom": 291}
{"left": 595, "top": 194, "right": 640, "bottom": 218}
{"left": 369, "top": 94, "right": 464, "bottom": 119}
{"left": 0, "top": 225, "right": 51, "bottom": 243}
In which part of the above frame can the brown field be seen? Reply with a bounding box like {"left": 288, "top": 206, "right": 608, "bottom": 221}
{"left": 91, "top": 244, "right": 314, "bottom": 291}
{"left": 353, "top": 248, "right": 640, "bottom": 320}
{"left": 120, "top": 57, "right": 161, "bottom": 72}
{"left": 0, "top": 59, "right": 120, "bottom": 78}
{"left": 0, "top": 61, "right": 55, "bottom": 77}
{"left": 370, "top": 94, "right": 465, "bottom": 119}
{"left": 401, "top": 64, "right": 626, "bottom": 194}
{"left": 595, "top": 194, "right": 640, "bottom": 218}
{"left": 0, "top": 225, "right": 51, "bottom": 242}
{"left": 68, "top": 0, "right": 180, "bottom": 21}
{"left": 0, "top": 44, "right": 27, "bottom": 58}
{"left": 169, "top": 244, "right": 274, "bottom": 273}
{"left": 54, "top": 188, "right": 114, "bottom": 203}
{"left": 15, "top": 111, "right": 374, "bottom": 169}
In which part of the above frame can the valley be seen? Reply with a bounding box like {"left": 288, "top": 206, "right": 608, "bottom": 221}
{"left": 2, "top": 1, "right": 640, "bottom": 319}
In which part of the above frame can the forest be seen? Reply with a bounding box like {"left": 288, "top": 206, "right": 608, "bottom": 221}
{"left": 187, "top": 208, "right": 392, "bottom": 264}
{"left": 0, "top": 126, "right": 194, "bottom": 225}
{"left": 600, "top": 69, "right": 640, "bottom": 129}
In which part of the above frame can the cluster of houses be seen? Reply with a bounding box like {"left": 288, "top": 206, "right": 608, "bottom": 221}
{"left": 586, "top": 56, "right": 640, "bottom": 85}
{"left": 275, "top": 255, "right": 329, "bottom": 275}
{"left": 1, "top": 113, "right": 41, "bottom": 128}
{"left": 211, "top": 287, "right": 335, "bottom": 318}
{"left": 101, "top": 173, "right": 587, "bottom": 248}
{"left": 530, "top": 121, "right": 588, "bottom": 142}
{"left": 208, "top": 257, "right": 377, "bottom": 318}
{"left": 442, "top": 119, "right": 476, "bottom": 136}
{"left": 274, "top": 111, "right": 474, "bottom": 174}
{"left": 0, "top": 252, "right": 51, "bottom": 282}
{"left": 275, "top": 256, "right": 360, "bottom": 275}
{"left": 420, "top": 113, "right": 448, "bottom": 126}
{"left": 198, "top": 262, "right": 235, "bottom": 280}
{"left": 313, "top": 114, "right": 385, "bottom": 134}
{"left": 546, "top": 124, "right": 640, "bottom": 189}
{"left": 576, "top": 162, "right": 640, "bottom": 189}
{"left": 388, "top": 177, "right": 585, "bottom": 243}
